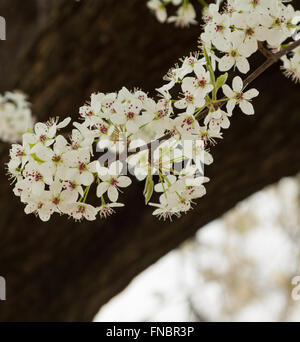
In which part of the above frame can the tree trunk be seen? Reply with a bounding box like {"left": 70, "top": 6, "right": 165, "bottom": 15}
{"left": 0, "top": 0, "right": 299, "bottom": 322}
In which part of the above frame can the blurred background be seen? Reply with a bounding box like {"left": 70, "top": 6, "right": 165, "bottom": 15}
{"left": 95, "top": 175, "right": 300, "bottom": 322}
{"left": 0, "top": 0, "right": 300, "bottom": 322}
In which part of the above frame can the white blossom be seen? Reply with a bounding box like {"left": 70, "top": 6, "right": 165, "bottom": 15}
{"left": 0, "top": 91, "right": 34, "bottom": 143}
{"left": 168, "top": 3, "right": 197, "bottom": 28}
{"left": 222, "top": 76, "right": 259, "bottom": 115}
{"left": 97, "top": 161, "right": 132, "bottom": 202}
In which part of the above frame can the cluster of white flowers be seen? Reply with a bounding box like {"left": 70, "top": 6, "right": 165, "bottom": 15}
{"left": 7, "top": 84, "right": 215, "bottom": 221}
{"left": 0, "top": 91, "right": 34, "bottom": 143}
{"left": 147, "top": 0, "right": 197, "bottom": 27}
{"left": 7, "top": 0, "right": 300, "bottom": 222}
{"left": 7, "top": 117, "right": 101, "bottom": 221}
{"left": 201, "top": 0, "right": 300, "bottom": 74}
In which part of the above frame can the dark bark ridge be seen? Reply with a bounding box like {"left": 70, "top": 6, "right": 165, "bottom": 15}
{"left": 0, "top": 0, "right": 299, "bottom": 321}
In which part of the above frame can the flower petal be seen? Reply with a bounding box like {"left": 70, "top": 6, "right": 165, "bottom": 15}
{"left": 79, "top": 171, "right": 94, "bottom": 186}
{"left": 236, "top": 57, "right": 250, "bottom": 74}
{"left": 218, "top": 56, "right": 235, "bottom": 72}
{"left": 240, "top": 100, "right": 254, "bottom": 115}
{"left": 97, "top": 182, "right": 109, "bottom": 198}
{"left": 109, "top": 161, "right": 123, "bottom": 177}
{"left": 226, "top": 99, "right": 236, "bottom": 115}
{"left": 108, "top": 186, "right": 119, "bottom": 202}
{"left": 222, "top": 84, "right": 234, "bottom": 98}
{"left": 118, "top": 176, "right": 132, "bottom": 188}
{"left": 232, "top": 76, "right": 243, "bottom": 93}
{"left": 243, "top": 88, "right": 259, "bottom": 100}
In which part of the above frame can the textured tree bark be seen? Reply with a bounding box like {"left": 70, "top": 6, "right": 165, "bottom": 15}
{"left": 0, "top": 0, "right": 299, "bottom": 322}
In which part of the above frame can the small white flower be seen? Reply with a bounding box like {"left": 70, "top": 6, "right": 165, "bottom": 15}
{"left": 181, "top": 139, "right": 213, "bottom": 168}
{"left": 231, "top": 13, "right": 268, "bottom": 56}
{"left": 174, "top": 113, "right": 201, "bottom": 139}
{"left": 23, "top": 161, "right": 55, "bottom": 193}
{"left": 168, "top": 3, "right": 197, "bottom": 27}
{"left": 207, "top": 12, "right": 231, "bottom": 51}
{"left": 204, "top": 108, "right": 232, "bottom": 132}
{"left": 147, "top": 0, "right": 167, "bottom": 23}
{"left": 181, "top": 64, "right": 214, "bottom": 101}
{"left": 0, "top": 91, "right": 34, "bottom": 143}
{"left": 149, "top": 201, "right": 181, "bottom": 221}
{"left": 97, "top": 161, "right": 132, "bottom": 202}
{"left": 218, "top": 32, "right": 251, "bottom": 74}
{"left": 281, "top": 53, "right": 300, "bottom": 83}
{"left": 24, "top": 192, "right": 54, "bottom": 222}
{"left": 65, "top": 203, "right": 98, "bottom": 221}
{"left": 98, "top": 202, "right": 124, "bottom": 219}
{"left": 47, "top": 181, "right": 79, "bottom": 214}
{"left": 23, "top": 117, "right": 71, "bottom": 147}
{"left": 63, "top": 148, "right": 97, "bottom": 186}
{"left": 222, "top": 76, "right": 259, "bottom": 115}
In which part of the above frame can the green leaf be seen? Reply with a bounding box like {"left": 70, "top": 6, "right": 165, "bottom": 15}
{"left": 30, "top": 153, "right": 44, "bottom": 164}
{"left": 202, "top": 44, "right": 216, "bottom": 100}
{"left": 143, "top": 172, "right": 154, "bottom": 205}
{"left": 215, "top": 73, "right": 228, "bottom": 91}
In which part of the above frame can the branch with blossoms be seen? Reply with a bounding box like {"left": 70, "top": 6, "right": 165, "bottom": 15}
{"left": 6, "top": 0, "right": 300, "bottom": 222}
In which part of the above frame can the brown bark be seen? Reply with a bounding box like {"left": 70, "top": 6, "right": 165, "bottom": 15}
{"left": 0, "top": 0, "right": 299, "bottom": 321}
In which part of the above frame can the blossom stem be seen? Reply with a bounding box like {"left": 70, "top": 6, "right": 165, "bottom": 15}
{"left": 83, "top": 185, "right": 90, "bottom": 203}
{"left": 197, "top": 0, "right": 208, "bottom": 7}
{"left": 158, "top": 170, "right": 168, "bottom": 199}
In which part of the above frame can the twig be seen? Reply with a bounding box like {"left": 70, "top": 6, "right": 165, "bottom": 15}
{"left": 258, "top": 41, "right": 275, "bottom": 59}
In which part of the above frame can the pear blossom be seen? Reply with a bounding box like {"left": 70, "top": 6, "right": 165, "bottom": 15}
{"left": 230, "top": 14, "right": 268, "bottom": 56}
{"left": 222, "top": 76, "right": 259, "bottom": 115}
{"left": 175, "top": 89, "right": 205, "bottom": 115}
{"left": 218, "top": 32, "right": 251, "bottom": 74}
{"left": 281, "top": 47, "right": 300, "bottom": 83}
{"left": 45, "top": 181, "right": 79, "bottom": 215}
{"left": 24, "top": 191, "right": 54, "bottom": 222}
{"left": 61, "top": 148, "right": 98, "bottom": 186}
{"left": 97, "top": 161, "right": 132, "bottom": 202}
{"left": 181, "top": 139, "right": 213, "bottom": 168}
{"left": 181, "top": 55, "right": 206, "bottom": 75}
{"left": 263, "top": 4, "right": 300, "bottom": 47}
{"left": 198, "top": 126, "right": 223, "bottom": 146}
{"left": 0, "top": 91, "right": 34, "bottom": 143}
{"left": 127, "top": 149, "right": 153, "bottom": 181}
{"left": 98, "top": 202, "right": 125, "bottom": 219}
{"left": 232, "top": 0, "right": 271, "bottom": 14}
{"left": 174, "top": 113, "right": 201, "bottom": 138}
{"left": 203, "top": 1, "right": 221, "bottom": 24}
{"left": 211, "top": 13, "right": 231, "bottom": 49}
{"left": 65, "top": 202, "right": 98, "bottom": 221}
{"left": 181, "top": 64, "right": 214, "bottom": 101}
{"left": 143, "top": 97, "right": 173, "bottom": 136}
{"left": 147, "top": 0, "right": 199, "bottom": 28}
{"left": 168, "top": 3, "right": 197, "bottom": 28}
{"left": 204, "top": 108, "right": 232, "bottom": 132}
{"left": 149, "top": 201, "right": 181, "bottom": 221}
{"left": 147, "top": 0, "right": 167, "bottom": 23}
